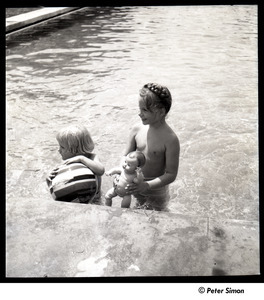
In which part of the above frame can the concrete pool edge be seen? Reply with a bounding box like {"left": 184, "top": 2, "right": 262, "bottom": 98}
{"left": 6, "top": 197, "right": 260, "bottom": 277}
{"left": 6, "top": 7, "right": 81, "bottom": 33}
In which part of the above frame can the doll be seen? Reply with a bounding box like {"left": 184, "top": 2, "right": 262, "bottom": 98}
{"left": 105, "top": 151, "right": 146, "bottom": 208}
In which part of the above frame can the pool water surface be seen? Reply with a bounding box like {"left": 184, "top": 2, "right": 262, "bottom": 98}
{"left": 6, "top": 6, "right": 258, "bottom": 221}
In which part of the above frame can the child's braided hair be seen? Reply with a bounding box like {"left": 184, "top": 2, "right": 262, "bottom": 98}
{"left": 140, "top": 83, "right": 172, "bottom": 114}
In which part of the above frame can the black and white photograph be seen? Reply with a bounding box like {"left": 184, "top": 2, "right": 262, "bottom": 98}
{"left": 5, "top": 4, "right": 260, "bottom": 286}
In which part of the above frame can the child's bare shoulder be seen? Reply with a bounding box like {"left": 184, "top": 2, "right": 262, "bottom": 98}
{"left": 164, "top": 126, "right": 180, "bottom": 145}
{"left": 131, "top": 123, "right": 143, "bottom": 134}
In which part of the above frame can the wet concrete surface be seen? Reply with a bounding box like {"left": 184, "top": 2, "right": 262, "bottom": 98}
{"left": 6, "top": 196, "right": 259, "bottom": 277}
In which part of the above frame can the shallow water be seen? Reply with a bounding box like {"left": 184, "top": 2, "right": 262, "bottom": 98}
{"left": 6, "top": 6, "right": 258, "bottom": 220}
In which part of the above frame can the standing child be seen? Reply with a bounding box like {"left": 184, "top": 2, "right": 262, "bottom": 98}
{"left": 46, "top": 125, "right": 105, "bottom": 203}
{"left": 122, "top": 83, "right": 180, "bottom": 211}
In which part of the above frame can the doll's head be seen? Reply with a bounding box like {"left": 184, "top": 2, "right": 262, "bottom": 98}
{"left": 122, "top": 151, "right": 146, "bottom": 173}
{"left": 56, "top": 125, "right": 94, "bottom": 160}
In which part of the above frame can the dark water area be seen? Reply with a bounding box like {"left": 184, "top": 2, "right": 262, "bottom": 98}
{"left": 6, "top": 6, "right": 258, "bottom": 220}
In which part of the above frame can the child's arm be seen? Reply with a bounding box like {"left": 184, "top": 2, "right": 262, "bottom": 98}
{"left": 64, "top": 155, "right": 105, "bottom": 176}
{"left": 147, "top": 137, "right": 180, "bottom": 188}
{"left": 127, "top": 136, "right": 180, "bottom": 193}
{"left": 121, "top": 124, "right": 139, "bottom": 165}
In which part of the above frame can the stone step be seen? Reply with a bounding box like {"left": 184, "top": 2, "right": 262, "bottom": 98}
{"left": 6, "top": 196, "right": 260, "bottom": 277}
{"left": 6, "top": 7, "right": 80, "bottom": 33}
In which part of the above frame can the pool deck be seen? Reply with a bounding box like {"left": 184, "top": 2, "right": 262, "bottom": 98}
{"left": 5, "top": 8, "right": 260, "bottom": 279}
{"left": 6, "top": 193, "right": 259, "bottom": 278}
{"left": 6, "top": 7, "right": 80, "bottom": 33}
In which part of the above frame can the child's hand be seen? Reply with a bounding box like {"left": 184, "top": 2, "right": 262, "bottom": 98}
{"left": 47, "top": 167, "right": 59, "bottom": 179}
{"left": 46, "top": 167, "right": 59, "bottom": 186}
{"left": 125, "top": 181, "right": 150, "bottom": 194}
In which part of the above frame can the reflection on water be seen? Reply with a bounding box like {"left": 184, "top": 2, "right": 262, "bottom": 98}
{"left": 6, "top": 6, "right": 258, "bottom": 220}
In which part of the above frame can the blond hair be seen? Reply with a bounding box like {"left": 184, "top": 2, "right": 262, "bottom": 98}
{"left": 56, "top": 125, "right": 94, "bottom": 155}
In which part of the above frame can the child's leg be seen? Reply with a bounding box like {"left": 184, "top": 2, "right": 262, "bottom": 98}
{"left": 105, "top": 187, "right": 116, "bottom": 206}
{"left": 134, "top": 185, "right": 170, "bottom": 211}
{"left": 121, "top": 195, "right": 131, "bottom": 208}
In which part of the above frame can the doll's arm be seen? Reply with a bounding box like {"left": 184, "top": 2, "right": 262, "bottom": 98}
{"left": 133, "top": 168, "right": 144, "bottom": 183}
{"left": 105, "top": 166, "right": 122, "bottom": 176}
